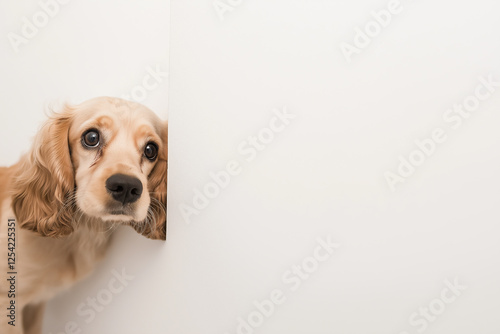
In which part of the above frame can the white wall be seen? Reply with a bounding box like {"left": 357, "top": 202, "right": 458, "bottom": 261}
{"left": 2, "top": 1, "right": 500, "bottom": 334}
{"left": 0, "top": 1, "right": 169, "bottom": 333}
{"left": 166, "top": 1, "right": 500, "bottom": 334}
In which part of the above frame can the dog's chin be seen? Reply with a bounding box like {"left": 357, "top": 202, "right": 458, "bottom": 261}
{"left": 101, "top": 213, "right": 135, "bottom": 222}
{"left": 100, "top": 205, "right": 150, "bottom": 222}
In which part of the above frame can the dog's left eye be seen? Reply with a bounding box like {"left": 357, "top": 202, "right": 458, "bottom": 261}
{"left": 82, "top": 129, "right": 100, "bottom": 148}
{"left": 144, "top": 142, "right": 158, "bottom": 161}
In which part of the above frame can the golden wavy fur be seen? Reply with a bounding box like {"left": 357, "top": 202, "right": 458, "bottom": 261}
{"left": 0, "top": 97, "right": 167, "bottom": 334}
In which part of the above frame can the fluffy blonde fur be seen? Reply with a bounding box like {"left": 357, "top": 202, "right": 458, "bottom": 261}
{"left": 0, "top": 97, "right": 167, "bottom": 334}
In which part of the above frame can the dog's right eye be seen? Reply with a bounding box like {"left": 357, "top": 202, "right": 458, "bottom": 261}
{"left": 82, "top": 130, "right": 100, "bottom": 148}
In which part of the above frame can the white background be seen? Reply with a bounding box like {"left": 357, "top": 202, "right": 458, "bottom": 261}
{"left": 1, "top": 0, "right": 500, "bottom": 334}
{"left": 0, "top": 1, "right": 169, "bottom": 333}
{"left": 167, "top": 1, "right": 500, "bottom": 334}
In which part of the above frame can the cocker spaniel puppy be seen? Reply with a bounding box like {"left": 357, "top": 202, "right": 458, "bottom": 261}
{"left": 0, "top": 97, "right": 167, "bottom": 334}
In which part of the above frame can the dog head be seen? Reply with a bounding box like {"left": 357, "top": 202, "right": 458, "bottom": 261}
{"left": 11, "top": 97, "right": 167, "bottom": 239}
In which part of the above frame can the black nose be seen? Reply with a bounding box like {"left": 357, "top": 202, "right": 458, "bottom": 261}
{"left": 105, "top": 174, "right": 143, "bottom": 205}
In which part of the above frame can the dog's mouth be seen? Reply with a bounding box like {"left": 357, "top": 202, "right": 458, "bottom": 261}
{"left": 101, "top": 204, "right": 136, "bottom": 221}
{"left": 110, "top": 209, "right": 129, "bottom": 215}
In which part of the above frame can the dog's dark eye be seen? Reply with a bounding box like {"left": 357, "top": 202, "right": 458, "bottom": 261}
{"left": 144, "top": 142, "right": 158, "bottom": 161}
{"left": 82, "top": 130, "right": 100, "bottom": 148}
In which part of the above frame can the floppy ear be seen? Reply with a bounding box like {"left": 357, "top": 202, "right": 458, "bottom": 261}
{"left": 133, "top": 121, "right": 168, "bottom": 240}
{"left": 12, "top": 107, "right": 75, "bottom": 238}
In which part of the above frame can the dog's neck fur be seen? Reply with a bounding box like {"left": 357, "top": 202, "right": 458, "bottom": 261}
{"left": 59, "top": 217, "right": 114, "bottom": 269}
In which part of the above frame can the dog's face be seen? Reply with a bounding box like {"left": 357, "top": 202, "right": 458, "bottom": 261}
{"left": 70, "top": 99, "right": 163, "bottom": 223}
{"left": 11, "top": 97, "right": 167, "bottom": 239}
